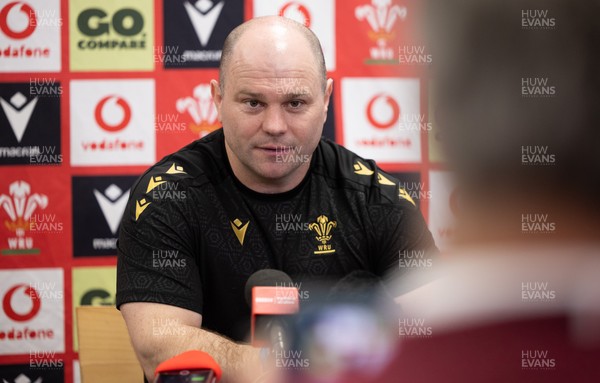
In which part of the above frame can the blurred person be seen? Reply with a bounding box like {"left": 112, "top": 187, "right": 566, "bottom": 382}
{"left": 116, "top": 16, "right": 437, "bottom": 383}
{"left": 383, "top": 0, "right": 600, "bottom": 382}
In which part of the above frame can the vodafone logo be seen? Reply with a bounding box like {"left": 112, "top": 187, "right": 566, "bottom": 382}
{"left": 80, "top": 93, "right": 142, "bottom": 153}
{"left": 0, "top": 269, "right": 63, "bottom": 352}
{"left": 366, "top": 94, "right": 400, "bottom": 129}
{"left": 71, "top": 79, "right": 155, "bottom": 165}
{"left": 342, "top": 78, "right": 419, "bottom": 161}
{"left": 0, "top": 1, "right": 36, "bottom": 39}
{"left": 94, "top": 96, "right": 132, "bottom": 133}
{"left": 2, "top": 284, "right": 41, "bottom": 322}
{"left": 254, "top": 0, "right": 334, "bottom": 70}
{"left": 279, "top": 2, "right": 311, "bottom": 27}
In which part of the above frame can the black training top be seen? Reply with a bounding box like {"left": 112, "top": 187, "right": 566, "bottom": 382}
{"left": 116, "top": 129, "right": 436, "bottom": 341}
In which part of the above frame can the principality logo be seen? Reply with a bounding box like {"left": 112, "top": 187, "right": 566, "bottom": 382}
{"left": 0, "top": 180, "right": 47, "bottom": 255}
{"left": 308, "top": 215, "right": 336, "bottom": 254}
{"left": 176, "top": 84, "right": 220, "bottom": 137}
{"left": 355, "top": 0, "right": 407, "bottom": 63}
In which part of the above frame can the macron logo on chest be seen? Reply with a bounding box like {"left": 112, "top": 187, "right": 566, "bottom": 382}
{"left": 230, "top": 218, "right": 249, "bottom": 246}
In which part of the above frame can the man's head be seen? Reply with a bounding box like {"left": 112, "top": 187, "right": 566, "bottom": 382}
{"left": 219, "top": 17, "right": 327, "bottom": 93}
{"left": 211, "top": 16, "right": 333, "bottom": 193}
{"left": 427, "top": 0, "right": 600, "bottom": 240}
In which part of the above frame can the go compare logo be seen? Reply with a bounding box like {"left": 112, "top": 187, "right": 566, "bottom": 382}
{"left": 76, "top": 7, "right": 146, "bottom": 50}
{"left": 70, "top": 0, "right": 154, "bottom": 71}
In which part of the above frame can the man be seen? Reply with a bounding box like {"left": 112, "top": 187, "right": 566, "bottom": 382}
{"left": 116, "top": 16, "right": 436, "bottom": 382}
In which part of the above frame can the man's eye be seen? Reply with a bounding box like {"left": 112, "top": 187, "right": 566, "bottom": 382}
{"left": 288, "top": 100, "right": 304, "bottom": 108}
{"left": 245, "top": 100, "right": 261, "bottom": 108}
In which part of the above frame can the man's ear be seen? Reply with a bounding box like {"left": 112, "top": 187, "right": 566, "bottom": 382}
{"left": 210, "top": 79, "right": 223, "bottom": 122}
{"left": 323, "top": 78, "right": 334, "bottom": 123}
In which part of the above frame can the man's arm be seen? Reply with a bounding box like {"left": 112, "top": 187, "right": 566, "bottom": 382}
{"left": 120, "top": 302, "right": 261, "bottom": 383}
{"left": 367, "top": 183, "right": 439, "bottom": 297}
{"left": 115, "top": 166, "right": 261, "bottom": 381}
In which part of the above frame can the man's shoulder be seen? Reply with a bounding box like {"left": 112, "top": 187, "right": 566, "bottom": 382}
{"left": 140, "top": 128, "right": 225, "bottom": 185}
{"left": 125, "top": 130, "right": 226, "bottom": 218}
{"left": 314, "top": 138, "right": 417, "bottom": 208}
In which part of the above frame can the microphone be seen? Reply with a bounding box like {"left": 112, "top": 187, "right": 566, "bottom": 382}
{"left": 244, "top": 269, "right": 294, "bottom": 306}
{"left": 153, "top": 350, "right": 222, "bottom": 383}
{"left": 244, "top": 269, "right": 299, "bottom": 350}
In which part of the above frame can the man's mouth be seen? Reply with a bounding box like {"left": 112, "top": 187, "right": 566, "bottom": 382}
{"left": 256, "top": 145, "right": 294, "bottom": 153}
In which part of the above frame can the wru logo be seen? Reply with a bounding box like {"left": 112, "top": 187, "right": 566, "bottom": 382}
{"left": 1, "top": 181, "right": 48, "bottom": 246}
{"left": 308, "top": 215, "right": 337, "bottom": 254}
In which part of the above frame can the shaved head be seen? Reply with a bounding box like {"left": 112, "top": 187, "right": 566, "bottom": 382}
{"left": 210, "top": 15, "right": 333, "bottom": 194}
{"left": 219, "top": 16, "right": 327, "bottom": 93}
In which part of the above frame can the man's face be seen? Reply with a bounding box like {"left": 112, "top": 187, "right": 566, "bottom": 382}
{"left": 211, "top": 29, "right": 333, "bottom": 192}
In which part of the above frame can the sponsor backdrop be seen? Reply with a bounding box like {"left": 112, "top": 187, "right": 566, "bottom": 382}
{"left": 0, "top": 0, "right": 450, "bottom": 381}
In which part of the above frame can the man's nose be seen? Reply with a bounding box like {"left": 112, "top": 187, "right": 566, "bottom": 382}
{"left": 261, "top": 106, "right": 287, "bottom": 135}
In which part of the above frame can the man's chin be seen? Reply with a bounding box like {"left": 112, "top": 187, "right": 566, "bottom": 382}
{"left": 253, "top": 162, "right": 305, "bottom": 182}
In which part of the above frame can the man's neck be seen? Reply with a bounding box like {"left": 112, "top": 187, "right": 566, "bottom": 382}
{"left": 225, "top": 144, "right": 311, "bottom": 194}
{"left": 238, "top": 166, "right": 311, "bottom": 194}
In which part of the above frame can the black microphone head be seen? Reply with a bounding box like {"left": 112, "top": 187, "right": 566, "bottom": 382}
{"left": 244, "top": 269, "right": 293, "bottom": 307}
